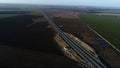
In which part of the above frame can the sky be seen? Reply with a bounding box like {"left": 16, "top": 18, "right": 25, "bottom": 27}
{"left": 0, "top": 0, "right": 120, "bottom": 8}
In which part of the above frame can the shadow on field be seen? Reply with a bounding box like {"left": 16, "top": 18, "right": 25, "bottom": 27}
{"left": 0, "top": 15, "right": 80, "bottom": 68}
{"left": 0, "top": 15, "right": 59, "bottom": 54}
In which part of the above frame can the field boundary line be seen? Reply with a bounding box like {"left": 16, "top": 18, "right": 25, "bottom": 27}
{"left": 87, "top": 25, "right": 120, "bottom": 53}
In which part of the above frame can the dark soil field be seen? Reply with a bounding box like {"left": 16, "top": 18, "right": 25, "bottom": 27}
{"left": 0, "top": 8, "right": 21, "bottom": 10}
{"left": 0, "top": 11, "right": 29, "bottom": 14}
{"left": 0, "top": 11, "right": 80, "bottom": 68}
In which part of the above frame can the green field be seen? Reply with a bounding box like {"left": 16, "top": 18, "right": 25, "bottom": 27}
{"left": 79, "top": 14, "right": 120, "bottom": 49}
{"left": 23, "top": 8, "right": 43, "bottom": 16}
{"left": 0, "top": 14, "right": 19, "bottom": 19}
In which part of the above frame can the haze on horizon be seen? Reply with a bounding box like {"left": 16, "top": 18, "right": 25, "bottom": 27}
{"left": 0, "top": 0, "right": 120, "bottom": 8}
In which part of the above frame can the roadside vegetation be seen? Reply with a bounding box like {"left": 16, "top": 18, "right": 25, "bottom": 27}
{"left": 53, "top": 14, "right": 120, "bottom": 50}
{"left": 79, "top": 13, "right": 120, "bottom": 49}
